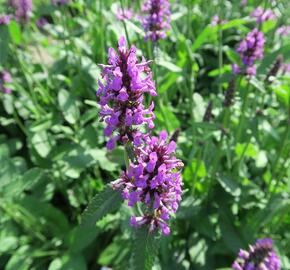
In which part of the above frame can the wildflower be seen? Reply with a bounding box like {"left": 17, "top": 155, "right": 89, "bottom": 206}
{"left": 97, "top": 36, "right": 156, "bottom": 150}
{"left": 0, "top": 14, "right": 11, "bottom": 25}
{"left": 211, "top": 15, "right": 226, "bottom": 26}
{"left": 0, "top": 70, "right": 12, "bottom": 94}
{"left": 281, "top": 63, "right": 290, "bottom": 74}
{"left": 235, "top": 28, "right": 265, "bottom": 76}
{"left": 250, "top": 7, "right": 276, "bottom": 24}
{"left": 9, "top": 0, "right": 32, "bottom": 22}
{"left": 276, "top": 26, "right": 290, "bottom": 37}
{"left": 117, "top": 8, "right": 133, "bottom": 21}
{"left": 241, "top": 0, "right": 247, "bottom": 6}
{"left": 112, "top": 131, "right": 183, "bottom": 235}
{"left": 142, "top": 0, "right": 171, "bottom": 41}
{"left": 36, "top": 17, "right": 48, "bottom": 28}
{"left": 232, "top": 238, "right": 281, "bottom": 270}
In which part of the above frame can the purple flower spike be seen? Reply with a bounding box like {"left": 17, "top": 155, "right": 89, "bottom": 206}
{"left": 0, "top": 70, "right": 12, "bottom": 94}
{"left": 0, "top": 14, "right": 12, "bottom": 25}
{"left": 9, "top": 0, "right": 32, "bottom": 22}
{"left": 250, "top": 7, "right": 276, "bottom": 24}
{"left": 112, "top": 131, "right": 183, "bottom": 235}
{"left": 235, "top": 28, "right": 265, "bottom": 77}
{"left": 232, "top": 238, "right": 281, "bottom": 270}
{"left": 142, "top": 0, "right": 171, "bottom": 41}
{"left": 97, "top": 36, "right": 157, "bottom": 150}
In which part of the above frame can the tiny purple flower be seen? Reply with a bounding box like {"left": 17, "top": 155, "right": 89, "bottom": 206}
{"left": 116, "top": 8, "right": 133, "bottom": 21}
{"left": 0, "top": 14, "right": 12, "bottom": 25}
{"left": 0, "top": 70, "right": 13, "bottom": 94}
{"left": 250, "top": 7, "right": 276, "bottom": 24}
{"left": 112, "top": 131, "right": 183, "bottom": 235}
{"left": 9, "top": 0, "right": 33, "bottom": 22}
{"left": 211, "top": 15, "right": 226, "bottom": 26}
{"left": 97, "top": 36, "right": 157, "bottom": 150}
{"left": 36, "top": 17, "right": 48, "bottom": 28}
{"left": 232, "top": 238, "right": 281, "bottom": 270}
{"left": 276, "top": 26, "right": 290, "bottom": 37}
{"left": 142, "top": 0, "right": 171, "bottom": 41}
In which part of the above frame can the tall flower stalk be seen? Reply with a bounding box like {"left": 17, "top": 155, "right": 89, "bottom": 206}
{"left": 97, "top": 37, "right": 183, "bottom": 235}
{"left": 97, "top": 37, "right": 156, "bottom": 150}
{"left": 142, "top": 0, "right": 171, "bottom": 41}
{"left": 233, "top": 28, "right": 265, "bottom": 77}
{"left": 232, "top": 238, "right": 281, "bottom": 270}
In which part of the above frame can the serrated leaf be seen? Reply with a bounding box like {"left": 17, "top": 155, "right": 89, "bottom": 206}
{"left": 131, "top": 228, "right": 160, "bottom": 270}
{"left": 81, "top": 184, "right": 122, "bottom": 227}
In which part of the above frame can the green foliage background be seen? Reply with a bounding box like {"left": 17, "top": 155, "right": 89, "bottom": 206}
{"left": 0, "top": 0, "right": 289, "bottom": 269}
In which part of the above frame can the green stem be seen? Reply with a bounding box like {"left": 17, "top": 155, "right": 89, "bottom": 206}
{"left": 218, "top": 26, "right": 223, "bottom": 94}
{"left": 236, "top": 81, "right": 251, "bottom": 142}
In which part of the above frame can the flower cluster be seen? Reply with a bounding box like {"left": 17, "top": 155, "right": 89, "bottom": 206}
{"left": 97, "top": 36, "right": 156, "bottom": 150}
{"left": 112, "top": 131, "right": 183, "bottom": 235}
{"left": 142, "top": 0, "right": 171, "bottom": 41}
{"left": 0, "top": 14, "right": 11, "bottom": 25}
{"left": 276, "top": 25, "right": 290, "bottom": 37}
{"left": 97, "top": 36, "right": 183, "bottom": 235}
{"left": 9, "top": 0, "right": 32, "bottom": 22}
{"left": 250, "top": 7, "right": 276, "bottom": 24}
{"left": 234, "top": 28, "right": 265, "bottom": 76}
{"left": 116, "top": 8, "right": 133, "bottom": 21}
{"left": 211, "top": 15, "right": 226, "bottom": 26}
{"left": 232, "top": 238, "right": 281, "bottom": 270}
{"left": 0, "top": 70, "right": 12, "bottom": 94}
{"left": 36, "top": 17, "right": 48, "bottom": 28}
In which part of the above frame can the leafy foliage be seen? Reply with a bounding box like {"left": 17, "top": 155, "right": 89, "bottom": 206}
{"left": 0, "top": 0, "right": 290, "bottom": 269}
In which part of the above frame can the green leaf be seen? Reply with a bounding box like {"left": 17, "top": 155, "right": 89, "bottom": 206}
{"left": 30, "top": 130, "right": 53, "bottom": 158}
{"left": 0, "top": 25, "right": 10, "bottom": 65}
{"left": 274, "top": 84, "right": 289, "bottom": 108}
{"left": 0, "top": 236, "right": 18, "bottom": 253}
{"left": 68, "top": 226, "right": 98, "bottom": 253}
{"left": 81, "top": 184, "right": 123, "bottom": 227}
{"left": 157, "top": 60, "right": 182, "bottom": 72}
{"left": 219, "top": 208, "right": 244, "bottom": 253}
{"left": 58, "top": 89, "right": 80, "bottom": 124}
{"left": 2, "top": 167, "right": 44, "bottom": 197}
{"left": 48, "top": 254, "right": 87, "bottom": 270}
{"left": 192, "top": 26, "right": 217, "bottom": 52}
{"left": 155, "top": 105, "right": 180, "bottom": 132}
{"left": 5, "top": 246, "right": 32, "bottom": 270}
{"left": 217, "top": 174, "right": 241, "bottom": 197}
{"left": 15, "top": 196, "right": 70, "bottom": 236}
{"left": 8, "top": 20, "right": 22, "bottom": 45}
{"left": 98, "top": 236, "right": 130, "bottom": 266}
{"left": 235, "top": 143, "right": 258, "bottom": 158}
{"left": 131, "top": 228, "right": 160, "bottom": 270}
{"left": 221, "top": 18, "right": 248, "bottom": 30}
